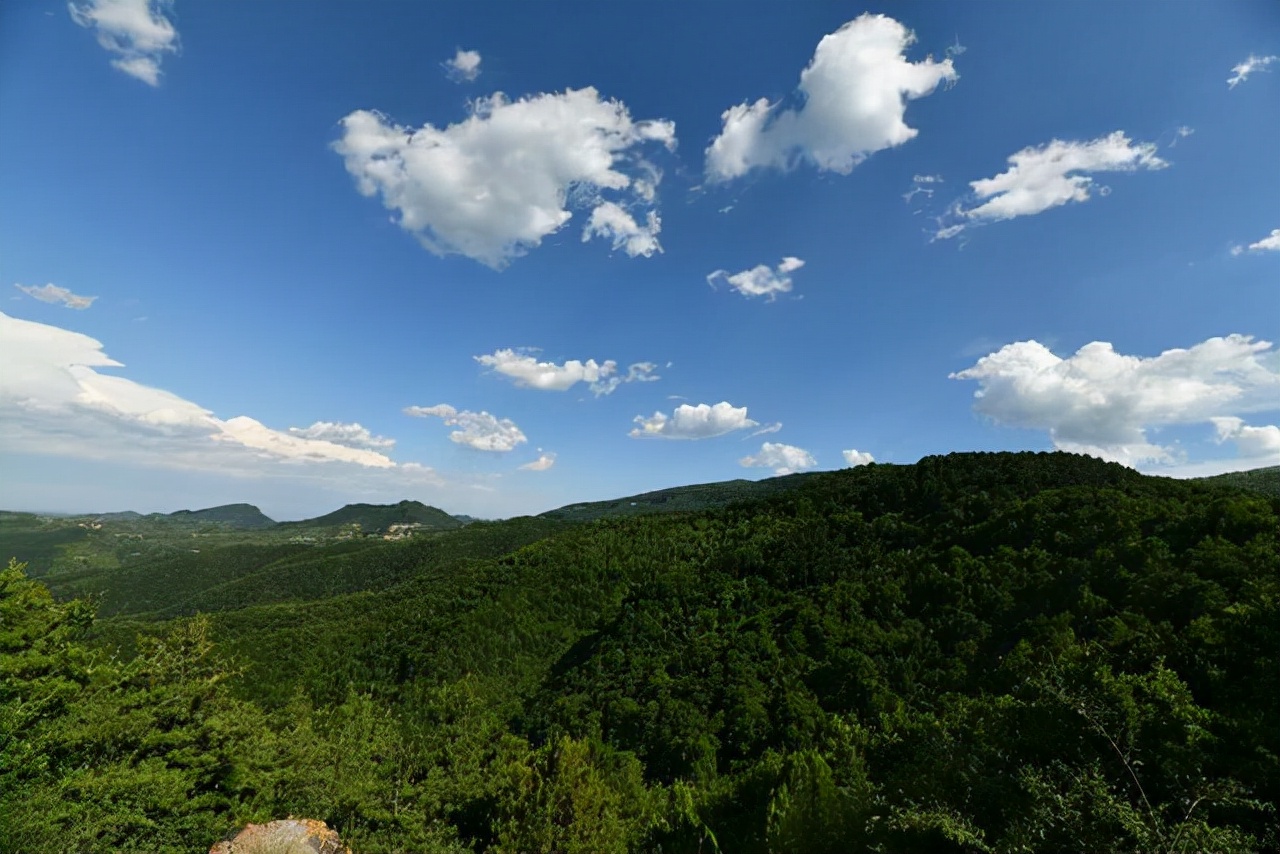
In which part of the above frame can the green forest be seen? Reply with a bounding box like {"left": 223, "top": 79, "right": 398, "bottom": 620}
{"left": 2, "top": 452, "right": 1278, "bottom": 852}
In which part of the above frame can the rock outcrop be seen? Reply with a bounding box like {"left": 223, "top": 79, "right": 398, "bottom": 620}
{"left": 210, "top": 819, "right": 350, "bottom": 854}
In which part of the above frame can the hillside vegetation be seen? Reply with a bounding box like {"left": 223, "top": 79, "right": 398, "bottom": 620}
{"left": 2, "top": 452, "right": 1278, "bottom": 853}
{"left": 277, "top": 500, "right": 463, "bottom": 533}
{"left": 166, "top": 503, "right": 277, "bottom": 529}
{"left": 1199, "top": 465, "right": 1280, "bottom": 498}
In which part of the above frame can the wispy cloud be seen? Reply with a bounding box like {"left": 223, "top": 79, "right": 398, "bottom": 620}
{"left": 1228, "top": 54, "right": 1277, "bottom": 89}
{"left": 581, "top": 202, "right": 663, "bottom": 258}
{"left": 707, "top": 257, "right": 804, "bottom": 301}
{"left": 935, "top": 131, "right": 1166, "bottom": 239}
{"left": 0, "top": 312, "right": 432, "bottom": 478}
{"left": 518, "top": 451, "right": 556, "bottom": 472}
{"left": 15, "top": 283, "right": 97, "bottom": 310}
{"left": 903, "top": 173, "right": 943, "bottom": 204}
{"left": 405, "top": 404, "right": 527, "bottom": 452}
{"left": 288, "top": 421, "right": 396, "bottom": 450}
{"left": 69, "top": 0, "right": 179, "bottom": 86}
{"left": 747, "top": 422, "right": 783, "bottom": 438}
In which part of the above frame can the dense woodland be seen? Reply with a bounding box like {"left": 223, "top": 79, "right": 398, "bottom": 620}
{"left": 2, "top": 453, "right": 1278, "bottom": 852}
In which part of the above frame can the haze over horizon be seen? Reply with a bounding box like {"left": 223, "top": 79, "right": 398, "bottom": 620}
{"left": 2, "top": 0, "right": 1277, "bottom": 520}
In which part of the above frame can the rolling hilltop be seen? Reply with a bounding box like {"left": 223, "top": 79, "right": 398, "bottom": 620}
{"left": 277, "top": 499, "right": 463, "bottom": 532}
{"left": 1197, "top": 464, "right": 1280, "bottom": 497}
{"left": 539, "top": 474, "right": 810, "bottom": 521}
{"left": 0, "top": 500, "right": 464, "bottom": 579}
{"left": 166, "top": 503, "right": 276, "bottom": 529}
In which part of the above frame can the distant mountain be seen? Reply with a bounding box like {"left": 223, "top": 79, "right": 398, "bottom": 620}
{"left": 539, "top": 473, "right": 817, "bottom": 522}
{"left": 1194, "top": 465, "right": 1280, "bottom": 498}
{"left": 97, "top": 511, "right": 143, "bottom": 522}
{"left": 278, "top": 500, "right": 461, "bottom": 533}
{"left": 165, "top": 504, "right": 276, "bottom": 529}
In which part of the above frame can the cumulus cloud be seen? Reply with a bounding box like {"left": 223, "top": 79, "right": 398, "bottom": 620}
{"left": 287, "top": 421, "right": 396, "bottom": 450}
{"left": 475, "top": 348, "right": 659, "bottom": 396}
{"left": 950, "top": 334, "right": 1280, "bottom": 467}
{"left": 707, "top": 256, "right": 804, "bottom": 300}
{"left": 405, "top": 403, "right": 527, "bottom": 452}
{"left": 705, "top": 14, "right": 956, "bottom": 182}
{"left": 15, "top": 283, "right": 97, "bottom": 310}
{"left": 1231, "top": 228, "right": 1280, "bottom": 255}
{"left": 0, "top": 312, "right": 404, "bottom": 474}
{"left": 1211, "top": 416, "right": 1280, "bottom": 460}
{"left": 843, "top": 449, "right": 875, "bottom": 466}
{"left": 936, "top": 132, "right": 1166, "bottom": 238}
{"left": 1228, "top": 54, "right": 1277, "bottom": 89}
{"left": 630, "top": 401, "right": 757, "bottom": 440}
{"left": 582, "top": 202, "right": 663, "bottom": 258}
{"left": 69, "top": 0, "right": 179, "bottom": 86}
{"left": 740, "top": 442, "right": 817, "bottom": 475}
{"left": 518, "top": 451, "right": 556, "bottom": 471}
{"left": 333, "top": 88, "right": 675, "bottom": 268}
{"left": 444, "top": 48, "right": 482, "bottom": 82}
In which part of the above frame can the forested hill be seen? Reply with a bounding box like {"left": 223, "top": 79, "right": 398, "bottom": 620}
{"left": 166, "top": 503, "right": 276, "bottom": 529}
{"left": 276, "top": 499, "right": 462, "bottom": 532}
{"left": 539, "top": 475, "right": 807, "bottom": 522}
{"left": 3, "top": 452, "right": 1278, "bottom": 853}
{"left": 1196, "top": 464, "right": 1280, "bottom": 497}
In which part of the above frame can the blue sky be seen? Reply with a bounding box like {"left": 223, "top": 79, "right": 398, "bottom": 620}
{"left": 1, "top": 0, "right": 1277, "bottom": 520}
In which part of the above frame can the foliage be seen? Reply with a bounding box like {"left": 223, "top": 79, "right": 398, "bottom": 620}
{"left": 2, "top": 453, "right": 1278, "bottom": 852}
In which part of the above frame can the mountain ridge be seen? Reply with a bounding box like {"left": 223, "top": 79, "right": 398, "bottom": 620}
{"left": 275, "top": 499, "right": 462, "bottom": 532}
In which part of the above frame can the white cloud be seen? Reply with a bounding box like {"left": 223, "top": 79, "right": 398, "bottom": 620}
{"left": 69, "top": 0, "right": 178, "bottom": 86}
{"left": 904, "top": 174, "right": 943, "bottom": 203}
{"left": 740, "top": 442, "right": 817, "bottom": 476}
{"left": 0, "top": 312, "right": 402, "bottom": 473}
{"left": 936, "top": 132, "right": 1166, "bottom": 238}
{"left": 216, "top": 417, "right": 397, "bottom": 467}
{"left": 1228, "top": 54, "right": 1277, "bottom": 89}
{"left": 287, "top": 421, "right": 396, "bottom": 450}
{"left": 950, "top": 334, "right": 1280, "bottom": 467}
{"left": 630, "top": 401, "right": 757, "bottom": 440}
{"left": 333, "top": 88, "right": 675, "bottom": 269}
{"left": 581, "top": 202, "right": 662, "bottom": 258}
{"left": 843, "top": 449, "right": 875, "bottom": 466}
{"left": 444, "top": 48, "right": 482, "bottom": 82}
{"left": 1211, "top": 416, "right": 1280, "bottom": 460}
{"left": 707, "top": 256, "right": 804, "bottom": 300}
{"left": 405, "top": 403, "right": 527, "bottom": 452}
{"left": 748, "top": 422, "right": 783, "bottom": 438}
{"left": 518, "top": 452, "right": 556, "bottom": 472}
{"left": 592, "top": 363, "right": 660, "bottom": 396}
{"left": 705, "top": 13, "right": 956, "bottom": 182}
{"left": 15, "top": 283, "right": 97, "bottom": 310}
{"left": 475, "top": 348, "right": 659, "bottom": 396}
{"left": 1232, "top": 228, "right": 1280, "bottom": 255}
